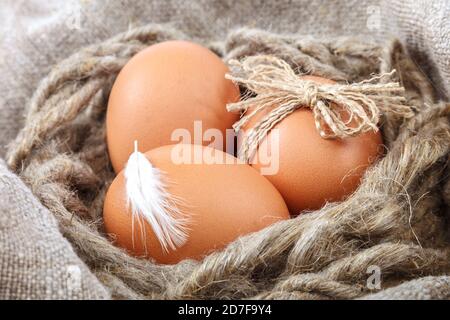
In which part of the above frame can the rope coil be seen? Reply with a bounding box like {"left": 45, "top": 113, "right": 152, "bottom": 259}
{"left": 5, "top": 26, "right": 449, "bottom": 299}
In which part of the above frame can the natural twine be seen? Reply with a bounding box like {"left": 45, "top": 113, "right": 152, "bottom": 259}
{"left": 226, "top": 55, "right": 414, "bottom": 162}
{"left": 6, "top": 25, "right": 450, "bottom": 299}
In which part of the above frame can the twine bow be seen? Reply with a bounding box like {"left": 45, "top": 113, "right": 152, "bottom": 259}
{"left": 225, "top": 55, "right": 414, "bottom": 162}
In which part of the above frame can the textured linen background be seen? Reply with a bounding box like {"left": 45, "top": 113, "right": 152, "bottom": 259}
{"left": 0, "top": 0, "right": 449, "bottom": 299}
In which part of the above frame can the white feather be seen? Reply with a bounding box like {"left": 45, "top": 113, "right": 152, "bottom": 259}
{"left": 124, "top": 141, "right": 189, "bottom": 253}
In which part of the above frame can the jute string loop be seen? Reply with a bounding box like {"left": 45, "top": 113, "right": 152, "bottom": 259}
{"left": 5, "top": 25, "right": 450, "bottom": 299}
{"left": 226, "top": 55, "right": 415, "bottom": 162}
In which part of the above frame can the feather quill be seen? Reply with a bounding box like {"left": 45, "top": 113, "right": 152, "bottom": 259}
{"left": 124, "top": 141, "right": 189, "bottom": 253}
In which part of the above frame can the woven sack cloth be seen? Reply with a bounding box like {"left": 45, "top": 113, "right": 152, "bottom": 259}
{"left": 3, "top": 24, "right": 450, "bottom": 300}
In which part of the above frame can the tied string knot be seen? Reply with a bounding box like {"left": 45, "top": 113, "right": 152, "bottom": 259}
{"left": 225, "top": 55, "right": 415, "bottom": 163}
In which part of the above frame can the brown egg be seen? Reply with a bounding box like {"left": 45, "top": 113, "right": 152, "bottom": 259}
{"left": 103, "top": 144, "right": 289, "bottom": 264}
{"left": 241, "top": 75, "right": 383, "bottom": 215}
{"left": 107, "top": 40, "right": 240, "bottom": 173}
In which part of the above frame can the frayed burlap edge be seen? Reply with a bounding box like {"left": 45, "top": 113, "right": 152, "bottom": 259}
{"left": 6, "top": 25, "right": 450, "bottom": 299}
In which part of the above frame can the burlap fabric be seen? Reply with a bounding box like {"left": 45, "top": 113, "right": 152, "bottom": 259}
{"left": 1, "top": 0, "right": 449, "bottom": 299}
{"left": 0, "top": 159, "right": 110, "bottom": 299}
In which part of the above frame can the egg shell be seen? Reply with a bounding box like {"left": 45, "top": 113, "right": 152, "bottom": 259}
{"left": 107, "top": 40, "right": 240, "bottom": 173}
{"left": 242, "top": 75, "right": 384, "bottom": 215}
{"left": 103, "top": 144, "right": 290, "bottom": 264}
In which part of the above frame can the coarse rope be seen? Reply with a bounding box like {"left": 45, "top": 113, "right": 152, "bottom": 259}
{"left": 226, "top": 55, "right": 414, "bottom": 162}
{"left": 5, "top": 26, "right": 450, "bottom": 299}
